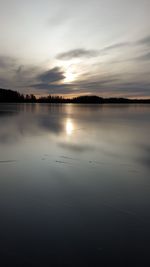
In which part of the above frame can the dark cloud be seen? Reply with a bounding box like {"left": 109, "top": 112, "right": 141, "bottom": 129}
{"left": 137, "top": 35, "right": 150, "bottom": 46}
{"left": 0, "top": 58, "right": 43, "bottom": 91}
{"left": 57, "top": 43, "right": 130, "bottom": 61}
{"left": 16, "top": 65, "right": 24, "bottom": 75}
{"left": 15, "top": 65, "right": 41, "bottom": 83}
{"left": 30, "top": 67, "right": 68, "bottom": 93}
{"left": 37, "top": 67, "right": 65, "bottom": 83}
{"left": 0, "top": 55, "right": 16, "bottom": 69}
{"left": 114, "top": 84, "right": 150, "bottom": 94}
{"left": 135, "top": 52, "right": 150, "bottom": 61}
{"left": 31, "top": 82, "right": 73, "bottom": 94}
{"left": 57, "top": 49, "right": 99, "bottom": 60}
{"left": 0, "top": 59, "right": 66, "bottom": 92}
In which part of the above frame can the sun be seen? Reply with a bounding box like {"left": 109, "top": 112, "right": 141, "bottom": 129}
{"left": 57, "top": 59, "right": 80, "bottom": 83}
{"left": 64, "top": 66, "right": 75, "bottom": 83}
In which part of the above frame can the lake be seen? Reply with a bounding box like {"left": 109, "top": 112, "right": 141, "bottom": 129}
{"left": 0, "top": 103, "right": 150, "bottom": 266}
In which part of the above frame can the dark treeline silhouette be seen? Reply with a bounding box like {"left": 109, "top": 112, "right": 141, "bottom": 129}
{"left": 38, "top": 95, "right": 103, "bottom": 103}
{"left": 0, "top": 88, "right": 24, "bottom": 102}
{"left": 0, "top": 88, "right": 150, "bottom": 104}
{"left": 0, "top": 88, "right": 36, "bottom": 103}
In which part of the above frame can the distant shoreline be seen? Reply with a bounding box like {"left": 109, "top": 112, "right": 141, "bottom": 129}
{"left": 1, "top": 100, "right": 150, "bottom": 104}
{"left": 0, "top": 88, "right": 150, "bottom": 104}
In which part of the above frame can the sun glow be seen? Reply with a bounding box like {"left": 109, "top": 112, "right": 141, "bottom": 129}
{"left": 57, "top": 58, "right": 81, "bottom": 84}
{"left": 64, "top": 67, "right": 75, "bottom": 83}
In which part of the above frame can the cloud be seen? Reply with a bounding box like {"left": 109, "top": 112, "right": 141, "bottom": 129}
{"left": 15, "top": 65, "right": 40, "bottom": 81}
{"left": 29, "top": 67, "right": 150, "bottom": 98}
{"left": 30, "top": 67, "right": 67, "bottom": 93}
{"left": 57, "top": 42, "right": 130, "bottom": 61}
{"left": 0, "top": 58, "right": 66, "bottom": 92}
{"left": 37, "top": 67, "right": 65, "bottom": 83}
{"left": 30, "top": 82, "right": 72, "bottom": 94}
{"left": 101, "top": 42, "right": 130, "bottom": 52}
{"left": 57, "top": 48, "right": 99, "bottom": 60}
{"left": 31, "top": 75, "right": 119, "bottom": 95}
{"left": 0, "top": 56, "right": 43, "bottom": 91}
{"left": 0, "top": 77, "right": 9, "bottom": 88}
{"left": 135, "top": 52, "right": 150, "bottom": 61}
{"left": 0, "top": 52, "right": 150, "bottom": 98}
{"left": 0, "top": 55, "right": 16, "bottom": 69}
{"left": 137, "top": 35, "right": 150, "bottom": 46}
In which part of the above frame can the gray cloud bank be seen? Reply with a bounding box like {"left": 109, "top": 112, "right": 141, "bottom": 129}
{"left": 0, "top": 35, "right": 150, "bottom": 98}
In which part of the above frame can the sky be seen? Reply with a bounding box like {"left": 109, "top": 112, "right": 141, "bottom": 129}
{"left": 0, "top": 0, "right": 150, "bottom": 98}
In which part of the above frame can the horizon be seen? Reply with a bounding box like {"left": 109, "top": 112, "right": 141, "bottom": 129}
{"left": 1, "top": 87, "right": 150, "bottom": 101}
{"left": 0, "top": 0, "right": 150, "bottom": 99}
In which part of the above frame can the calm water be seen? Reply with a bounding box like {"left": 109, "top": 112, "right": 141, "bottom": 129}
{"left": 0, "top": 103, "right": 150, "bottom": 266}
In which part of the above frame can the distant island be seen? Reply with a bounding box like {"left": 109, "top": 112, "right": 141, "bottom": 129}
{"left": 0, "top": 88, "right": 150, "bottom": 104}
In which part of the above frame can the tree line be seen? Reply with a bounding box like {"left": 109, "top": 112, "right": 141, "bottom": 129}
{"left": 0, "top": 88, "right": 150, "bottom": 104}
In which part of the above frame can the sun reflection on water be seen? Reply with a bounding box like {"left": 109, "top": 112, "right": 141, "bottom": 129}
{"left": 66, "top": 119, "right": 74, "bottom": 135}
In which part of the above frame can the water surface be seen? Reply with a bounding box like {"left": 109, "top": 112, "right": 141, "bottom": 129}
{"left": 0, "top": 103, "right": 150, "bottom": 266}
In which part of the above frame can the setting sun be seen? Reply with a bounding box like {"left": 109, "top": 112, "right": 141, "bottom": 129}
{"left": 64, "top": 67, "right": 75, "bottom": 83}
